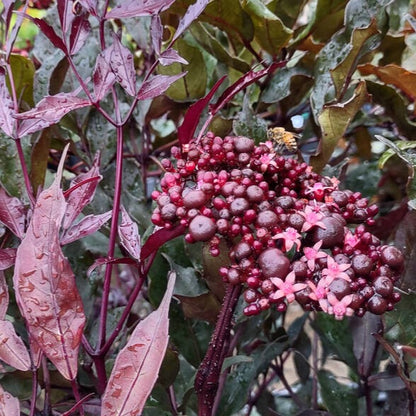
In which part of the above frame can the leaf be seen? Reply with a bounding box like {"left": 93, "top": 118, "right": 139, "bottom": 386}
{"left": 15, "top": 93, "right": 90, "bottom": 137}
{"left": 310, "top": 80, "right": 368, "bottom": 172}
{"left": 241, "top": 0, "right": 293, "bottom": 56}
{"left": 101, "top": 271, "right": 176, "bottom": 416}
{"left": 176, "top": 292, "right": 220, "bottom": 323}
{"left": 7, "top": 54, "right": 36, "bottom": 108}
{"left": 0, "top": 187, "right": 25, "bottom": 238}
{"left": 171, "top": 0, "right": 210, "bottom": 44}
{"left": 140, "top": 225, "right": 186, "bottom": 262}
{"left": 105, "top": 0, "right": 176, "bottom": 19}
{"left": 0, "top": 248, "right": 16, "bottom": 271}
{"left": 106, "top": 34, "right": 136, "bottom": 96}
{"left": 137, "top": 73, "right": 186, "bottom": 100}
{"left": 92, "top": 53, "right": 116, "bottom": 101}
{"left": 118, "top": 207, "right": 141, "bottom": 261}
{"left": 0, "top": 321, "right": 31, "bottom": 371}
{"left": 0, "top": 271, "right": 9, "bottom": 320}
{"left": 13, "top": 146, "right": 86, "bottom": 380}
{"left": 60, "top": 211, "right": 112, "bottom": 245}
{"left": 0, "top": 384, "right": 20, "bottom": 416}
{"left": 177, "top": 76, "right": 226, "bottom": 147}
{"left": 159, "top": 49, "right": 188, "bottom": 66}
{"left": 69, "top": 13, "right": 91, "bottom": 55}
{"left": 367, "top": 372, "right": 406, "bottom": 391}
{"left": 0, "top": 69, "right": 16, "bottom": 138}
{"left": 5, "top": 2, "right": 28, "bottom": 59}
{"left": 318, "top": 370, "right": 358, "bottom": 416}
{"left": 63, "top": 152, "right": 102, "bottom": 229}
{"left": 57, "top": 0, "right": 75, "bottom": 35}
{"left": 350, "top": 314, "right": 382, "bottom": 378}
{"left": 78, "top": 0, "right": 98, "bottom": 15}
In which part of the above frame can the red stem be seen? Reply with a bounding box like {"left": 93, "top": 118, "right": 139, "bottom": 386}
{"left": 195, "top": 284, "right": 241, "bottom": 416}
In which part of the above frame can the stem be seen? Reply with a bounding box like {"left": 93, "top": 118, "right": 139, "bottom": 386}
{"left": 97, "top": 125, "right": 124, "bottom": 352}
{"left": 70, "top": 379, "right": 85, "bottom": 416}
{"left": 363, "top": 379, "right": 373, "bottom": 416}
{"left": 311, "top": 318, "right": 319, "bottom": 410}
{"left": 194, "top": 284, "right": 241, "bottom": 416}
{"left": 409, "top": 390, "right": 415, "bottom": 416}
{"left": 42, "top": 356, "right": 51, "bottom": 416}
{"left": 30, "top": 368, "right": 38, "bottom": 416}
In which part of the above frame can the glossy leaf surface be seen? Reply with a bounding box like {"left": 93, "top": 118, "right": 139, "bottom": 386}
{"left": 92, "top": 53, "right": 116, "bottom": 101}
{"left": 101, "top": 272, "right": 176, "bottom": 416}
{"left": 13, "top": 149, "right": 86, "bottom": 380}
{"left": 0, "top": 271, "right": 9, "bottom": 320}
{"left": 137, "top": 73, "right": 186, "bottom": 100}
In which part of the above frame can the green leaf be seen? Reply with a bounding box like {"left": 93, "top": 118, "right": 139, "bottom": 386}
{"left": 157, "top": 38, "right": 207, "bottom": 101}
{"left": 318, "top": 370, "right": 358, "bottom": 416}
{"left": 157, "top": 348, "right": 180, "bottom": 388}
{"left": 7, "top": 54, "right": 35, "bottom": 107}
{"left": 241, "top": 0, "right": 293, "bottom": 56}
{"left": 221, "top": 354, "right": 253, "bottom": 372}
{"left": 190, "top": 23, "right": 251, "bottom": 74}
{"left": 29, "top": 127, "right": 52, "bottom": 194}
{"left": 312, "top": 313, "right": 356, "bottom": 370}
{"left": 311, "top": 81, "right": 368, "bottom": 172}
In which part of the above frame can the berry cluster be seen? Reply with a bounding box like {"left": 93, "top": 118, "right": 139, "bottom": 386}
{"left": 151, "top": 133, "right": 404, "bottom": 318}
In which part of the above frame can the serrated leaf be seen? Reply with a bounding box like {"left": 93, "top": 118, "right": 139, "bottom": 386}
{"left": 105, "top": 0, "right": 176, "bottom": 19}
{"left": 171, "top": 0, "right": 210, "bottom": 44}
{"left": 118, "top": 206, "right": 141, "bottom": 261}
{"left": 105, "top": 34, "right": 136, "bottom": 96}
{"left": 159, "top": 49, "right": 188, "bottom": 66}
{"left": 0, "top": 384, "right": 20, "bottom": 416}
{"left": 15, "top": 93, "right": 90, "bottom": 137}
{"left": 0, "top": 69, "right": 16, "bottom": 138}
{"left": 69, "top": 13, "right": 91, "bottom": 55}
{"left": 60, "top": 211, "right": 112, "bottom": 245}
{"left": 0, "top": 321, "right": 31, "bottom": 371}
{"left": 63, "top": 152, "right": 102, "bottom": 229}
{"left": 0, "top": 248, "right": 16, "bottom": 271}
{"left": 137, "top": 73, "right": 186, "bottom": 100}
{"left": 92, "top": 53, "right": 116, "bottom": 101}
{"left": 311, "top": 81, "right": 368, "bottom": 172}
{"left": 13, "top": 147, "right": 86, "bottom": 380}
{"left": 0, "top": 271, "right": 9, "bottom": 320}
{"left": 101, "top": 272, "right": 176, "bottom": 416}
{"left": 0, "top": 187, "right": 25, "bottom": 238}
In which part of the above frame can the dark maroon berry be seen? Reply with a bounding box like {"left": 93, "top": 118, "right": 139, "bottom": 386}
{"left": 160, "top": 203, "right": 177, "bottom": 221}
{"left": 312, "top": 216, "right": 345, "bottom": 248}
{"left": 329, "top": 278, "right": 352, "bottom": 300}
{"left": 234, "top": 241, "right": 253, "bottom": 261}
{"left": 288, "top": 213, "right": 305, "bottom": 231}
{"left": 380, "top": 246, "right": 404, "bottom": 270}
{"left": 349, "top": 293, "right": 364, "bottom": 309}
{"left": 246, "top": 185, "right": 264, "bottom": 202}
{"left": 373, "top": 276, "right": 394, "bottom": 297}
{"left": 258, "top": 248, "right": 290, "bottom": 279}
{"left": 188, "top": 215, "right": 216, "bottom": 242}
{"left": 291, "top": 260, "right": 309, "bottom": 279}
{"left": 351, "top": 254, "right": 373, "bottom": 276}
{"left": 331, "top": 191, "right": 348, "bottom": 207}
{"left": 230, "top": 198, "right": 250, "bottom": 216}
{"left": 234, "top": 136, "right": 255, "bottom": 153}
{"left": 367, "top": 295, "right": 388, "bottom": 315}
{"left": 256, "top": 210, "right": 278, "bottom": 229}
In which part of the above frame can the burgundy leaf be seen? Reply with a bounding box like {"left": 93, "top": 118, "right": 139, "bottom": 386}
{"left": 106, "top": 34, "right": 136, "bottom": 96}
{"left": 78, "top": 0, "right": 97, "bottom": 15}
{"left": 159, "top": 48, "right": 188, "bottom": 66}
{"left": 0, "top": 271, "right": 9, "bottom": 320}
{"left": 0, "top": 321, "right": 31, "bottom": 371}
{"left": 1, "top": 0, "right": 15, "bottom": 34}
{"left": 177, "top": 76, "right": 226, "bottom": 147}
{"left": 5, "top": 2, "right": 28, "bottom": 58}
{"left": 92, "top": 53, "right": 116, "bottom": 101}
{"left": 0, "top": 69, "right": 16, "bottom": 137}
{"left": 0, "top": 384, "right": 20, "bottom": 416}
{"left": 105, "top": 0, "right": 176, "bottom": 19}
{"left": 118, "top": 206, "right": 141, "bottom": 261}
{"left": 60, "top": 211, "right": 112, "bottom": 245}
{"left": 151, "top": 15, "right": 163, "bottom": 55}
{"left": 13, "top": 147, "right": 86, "bottom": 380}
{"left": 0, "top": 187, "right": 26, "bottom": 238}
{"left": 63, "top": 152, "right": 101, "bottom": 229}
{"left": 171, "top": 0, "right": 210, "bottom": 44}
{"left": 69, "top": 13, "right": 91, "bottom": 55}
{"left": 0, "top": 248, "right": 16, "bottom": 270}
{"left": 15, "top": 93, "right": 90, "bottom": 137}
{"left": 140, "top": 224, "right": 186, "bottom": 261}
{"left": 22, "top": 14, "right": 67, "bottom": 52}
{"left": 101, "top": 271, "right": 176, "bottom": 416}
{"left": 87, "top": 257, "right": 137, "bottom": 277}
{"left": 210, "top": 62, "right": 285, "bottom": 115}
{"left": 57, "top": 0, "right": 75, "bottom": 36}
{"left": 137, "top": 73, "right": 186, "bottom": 100}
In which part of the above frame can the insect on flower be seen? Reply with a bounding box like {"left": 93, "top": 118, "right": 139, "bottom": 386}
{"left": 267, "top": 127, "right": 299, "bottom": 153}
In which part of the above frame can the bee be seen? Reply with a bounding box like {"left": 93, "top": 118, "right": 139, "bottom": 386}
{"left": 267, "top": 127, "right": 299, "bottom": 153}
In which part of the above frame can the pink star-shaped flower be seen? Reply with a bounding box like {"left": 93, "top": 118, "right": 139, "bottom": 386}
{"left": 273, "top": 227, "right": 302, "bottom": 252}
{"left": 326, "top": 292, "right": 354, "bottom": 320}
{"left": 301, "top": 241, "right": 327, "bottom": 270}
{"left": 344, "top": 230, "right": 360, "bottom": 248}
{"left": 322, "top": 256, "right": 351, "bottom": 285}
{"left": 305, "top": 182, "right": 330, "bottom": 201}
{"left": 270, "top": 271, "right": 307, "bottom": 303}
{"left": 300, "top": 206, "right": 327, "bottom": 232}
{"left": 308, "top": 278, "right": 329, "bottom": 311}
